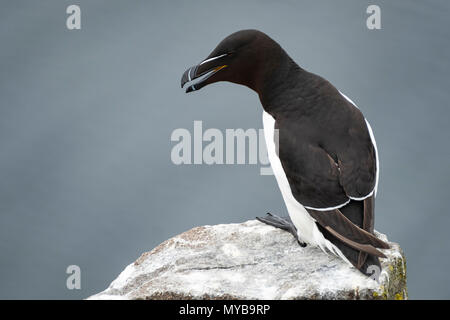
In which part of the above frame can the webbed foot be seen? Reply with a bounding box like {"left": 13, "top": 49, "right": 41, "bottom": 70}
{"left": 256, "top": 213, "right": 307, "bottom": 247}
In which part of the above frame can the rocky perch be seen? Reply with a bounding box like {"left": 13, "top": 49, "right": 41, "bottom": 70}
{"left": 88, "top": 220, "right": 407, "bottom": 300}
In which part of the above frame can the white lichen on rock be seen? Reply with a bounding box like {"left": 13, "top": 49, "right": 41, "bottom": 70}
{"left": 88, "top": 220, "right": 407, "bottom": 300}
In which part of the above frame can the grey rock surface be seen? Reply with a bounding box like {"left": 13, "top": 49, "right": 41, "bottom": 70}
{"left": 88, "top": 220, "right": 407, "bottom": 300}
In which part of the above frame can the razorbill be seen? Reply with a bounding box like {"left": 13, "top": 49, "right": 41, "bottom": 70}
{"left": 181, "top": 29, "right": 389, "bottom": 276}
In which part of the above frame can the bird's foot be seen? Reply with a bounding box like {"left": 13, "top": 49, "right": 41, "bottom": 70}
{"left": 256, "top": 212, "right": 307, "bottom": 247}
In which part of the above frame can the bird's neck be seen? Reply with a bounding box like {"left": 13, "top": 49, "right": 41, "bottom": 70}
{"left": 255, "top": 54, "right": 308, "bottom": 118}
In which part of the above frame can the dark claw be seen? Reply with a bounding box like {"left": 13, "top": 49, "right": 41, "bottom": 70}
{"left": 298, "top": 240, "right": 307, "bottom": 247}
{"left": 257, "top": 212, "right": 307, "bottom": 247}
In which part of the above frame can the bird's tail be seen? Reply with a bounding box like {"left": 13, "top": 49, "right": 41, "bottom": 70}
{"left": 317, "top": 223, "right": 382, "bottom": 276}
{"left": 308, "top": 196, "right": 389, "bottom": 276}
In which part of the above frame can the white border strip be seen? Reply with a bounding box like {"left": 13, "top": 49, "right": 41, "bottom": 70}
{"left": 364, "top": 119, "right": 379, "bottom": 196}
{"left": 199, "top": 53, "right": 227, "bottom": 66}
{"left": 304, "top": 198, "right": 351, "bottom": 212}
{"left": 348, "top": 189, "right": 374, "bottom": 201}
{"left": 339, "top": 90, "right": 379, "bottom": 197}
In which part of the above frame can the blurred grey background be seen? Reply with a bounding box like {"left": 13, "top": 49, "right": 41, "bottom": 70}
{"left": 0, "top": 0, "right": 449, "bottom": 299}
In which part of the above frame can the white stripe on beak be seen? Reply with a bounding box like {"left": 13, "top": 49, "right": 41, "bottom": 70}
{"left": 199, "top": 53, "right": 228, "bottom": 66}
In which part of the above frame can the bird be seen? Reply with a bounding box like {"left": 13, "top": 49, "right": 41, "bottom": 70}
{"left": 181, "top": 29, "right": 389, "bottom": 276}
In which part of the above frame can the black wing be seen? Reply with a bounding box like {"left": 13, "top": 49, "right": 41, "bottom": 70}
{"left": 275, "top": 97, "right": 376, "bottom": 209}
{"left": 274, "top": 91, "right": 387, "bottom": 271}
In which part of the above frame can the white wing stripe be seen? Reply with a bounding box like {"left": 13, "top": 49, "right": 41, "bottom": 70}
{"left": 339, "top": 91, "right": 379, "bottom": 198}
{"left": 303, "top": 199, "right": 351, "bottom": 211}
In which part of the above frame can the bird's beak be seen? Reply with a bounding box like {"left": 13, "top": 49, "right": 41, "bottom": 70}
{"left": 181, "top": 53, "right": 228, "bottom": 93}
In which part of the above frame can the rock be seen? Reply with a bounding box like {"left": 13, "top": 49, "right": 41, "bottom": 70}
{"left": 88, "top": 220, "right": 407, "bottom": 300}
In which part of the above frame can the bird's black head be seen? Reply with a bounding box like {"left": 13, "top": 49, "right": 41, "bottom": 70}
{"left": 181, "top": 29, "right": 289, "bottom": 94}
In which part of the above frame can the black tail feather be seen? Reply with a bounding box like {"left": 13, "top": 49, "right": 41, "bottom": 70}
{"left": 317, "top": 224, "right": 381, "bottom": 275}
{"left": 310, "top": 195, "right": 388, "bottom": 276}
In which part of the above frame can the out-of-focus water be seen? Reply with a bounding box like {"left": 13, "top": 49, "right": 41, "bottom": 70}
{"left": 0, "top": 0, "right": 449, "bottom": 299}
